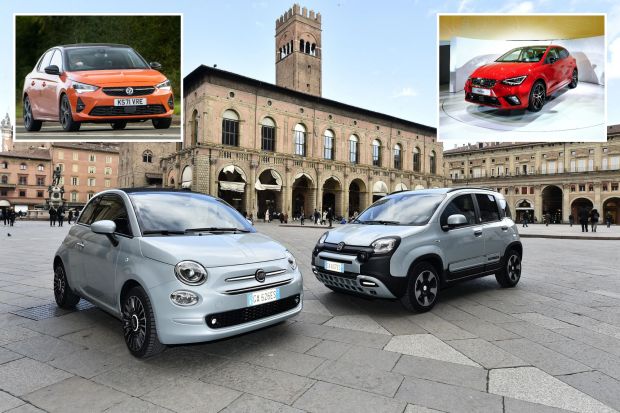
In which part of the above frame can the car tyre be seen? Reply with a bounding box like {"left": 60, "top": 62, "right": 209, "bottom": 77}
{"left": 495, "top": 249, "right": 521, "bottom": 288}
{"left": 400, "top": 262, "right": 440, "bottom": 313}
{"left": 121, "top": 286, "right": 166, "bottom": 358}
{"left": 152, "top": 117, "right": 172, "bottom": 129}
{"left": 23, "top": 96, "right": 42, "bottom": 132}
{"left": 53, "top": 262, "right": 80, "bottom": 309}
{"left": 111, "top": 121, "right": 127, "bottom": 130}
{"left": 527, "top": 81, "right": 546, "bottom": 112}
{"left": 568, "top": 69, "right": 578, "bottom": 89}
{"left": 59, "top": 94, "right": 81, "bottom": 132}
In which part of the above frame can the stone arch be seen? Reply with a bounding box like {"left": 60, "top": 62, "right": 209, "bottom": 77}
{"left": 515, "top": 198, "right": 534, "bottom": 223}
{"left": 541, "top": 185, "right": 562, "bottom": 223}
{"left": 292, "top": 171, "right": 315, "bottom": 218}
{"left": 372, "top": 180, "right": 389, "bottom": 202}
{"left": 602, "top": 196, "right": 620, "bottom": 225}
{"left": 217, "top": 164, "right": 248, "bottom": 213}
{"left": 571, "top": 197, "right": 594, "bottom": 224}
{"left": 348, "top": 178, "right": 367, "bottom": 218}
{"left": 181, "top": 166, "right": 192, "bottom": 189}
{"left": 255, "top": 168, "right": 283, "bottom": 220}
{"left": 322, "top": 176, "right": 342, "bottom": 218}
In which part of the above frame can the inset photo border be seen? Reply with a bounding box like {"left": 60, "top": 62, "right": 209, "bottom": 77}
{"left": 437, "top": 13, "right": 606, "bottom": 143}
{"left": 13, "top": 13, "right": 182, "bottom": 142}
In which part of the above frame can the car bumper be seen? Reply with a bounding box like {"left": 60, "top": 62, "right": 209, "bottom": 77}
{"left": 67, "top": 87, "right": 174, "bottom": 122}
{"left": 464, "top": 81, "right": 531, "bottom": 110}
{"left": 148, "top": 266, "right": 303, "bottom": 345}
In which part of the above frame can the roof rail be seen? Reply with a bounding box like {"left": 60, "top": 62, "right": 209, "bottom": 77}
{"left": 447, "top": 186, "right": 497, "bottom": 192}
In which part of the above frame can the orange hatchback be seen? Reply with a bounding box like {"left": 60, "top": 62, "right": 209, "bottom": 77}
{"left": 22, "top": 43, "right": 174, "bottom": 132}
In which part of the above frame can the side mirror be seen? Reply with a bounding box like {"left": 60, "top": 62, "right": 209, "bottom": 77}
{"left": 150, "top": 61, "right": 162, "bottom": 70}
{"left": 446, "top": 214, "right": 468, "bottom": 229}
{"left": 44, "top": 65, "right": 60, "bottom": 76}
{"left": 548, "top": 57, "right": 557, "bottom": 64}
{"left": 91, "top": 220, "right": 119, "bottom": 246}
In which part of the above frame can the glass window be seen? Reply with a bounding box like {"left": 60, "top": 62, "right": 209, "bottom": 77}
{"left": 294, "top": 124, "right": 306, "bottom": 156}
{"left": 191, "top": 110, "right": 199, "bottom": 145}
{"left": 105, "top": 167, "right": 112, "bottom": 175}
{"left": 261, "top": 117, "right": 276, "bottom": 152}
{"left": 429, "top": 151, "right": 437, "bottom": 174}
{"left": 37, "top": 49, "right": 55, "bottom": 72}
{"left": 88, "top": 166, "right": 96, "bottom": 174}
{"left": 20, "top": 163, "right": 27, "bottom": 170}
{"left": 496, "top": 46, "right": 547, "bottom": 63}
{"left": 394, "top": 144, "right": 402, "bottom": 169}
{"left": 545, "top": 48, "right": 560, "bottom": 64}
{"left": 440, "top": 194, "right": 477, "bottom": 228}
{"left": 49, "top": 50, "right": 63, "bottom": 71}
{"left": 89, "top": 154, "right": 96, "bottom": 162}
{"left": 90, "top": 195, "right": 132, "bottom": 236}
{"left": 413, "top": 147, "right": 421, "bottom": 172}
{"left": 356, "top": 193, "right": 445, "bottom": 226}
{"left": 323, "top": 129, "right": 334, "bottom": 160}
{"left": 476, "top": 193, "right": 500, "bottom": 223}
{"left": 559, "top": 48, "right": 569, "bottom": 59}
{"left": 372, "top": 139, "right": 381, "bottom": 167}
{"left": 349, "top": 135, "right": 359, "bottom": 164}
{"left": 142, "top": 150, "right": 153, "bottom": 163}
{"left": 37, "top": 164, "right": 44, "bottom": 171}
{"left": 77, "top": 196, "right": 100, "bottom": 224}
{"left": 222, "top": 110, "right": 239, "bottom": 146}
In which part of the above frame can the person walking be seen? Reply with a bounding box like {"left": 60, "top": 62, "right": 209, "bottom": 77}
{"left": 606, "top": 211, "right": 613, "bottom": 228}
{"left": 265, "top": 209, "right": 270, "bottom": 223}
{"left": 58, "top": 208, "right": 65, "bottom": 227}
{"left": 300, "top": 208, "right": 305, "bottom": 226}
{"left": 321, "top": 210, "right": 327, "bottom": 225}
{"left": 579, "top": 206, "right": 589, "bottom": 232}
{"left": 568, "top": 214, "right": 574, "bottom": 227}
{"left": 49, "top": 208, "right": 57, "bottom": 227}
{"left": 0, "top": 209, "right": 4, "bottom": 225}
{"left": 9, "top": 208, "right": 15, "bottom": 227}
{"left": 313, "top": 209, "right": 320, "bottom": 225}
{"left": 67, "top": 209, "right": 74, "bottom": 225}
{"left": 522, "top": 212, "right": 529, "bottom": 228}
{"left": 327, "top": 208, "right": 333, "bottom": 228}
{"left": 590, "top": 208, "right": 599, "bottom": 233}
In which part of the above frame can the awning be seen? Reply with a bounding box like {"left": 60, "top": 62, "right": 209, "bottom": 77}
{"left": 372, "top": 181, "right": 388, "bottom": 195}
{"left": 293, "top": 172, "right": 313, "bottom": 182}
{"left": 222, "top": 165, "right": 247, "bottom": 182}
{"left": 0, "top": 200, "right": 10, "bottom": 207}
{"left": 181, "top": 181, "right": 192, "bottom": 189}
{"left": 394, "top": 182, "right": 408, "bottom": 192}
{"left": 219, "top": 181, "right": 246, "bottom": 192}
{"left": 414, "top": 184, "right": 425, "bottom": 190}
{"left": 256, "top": 169, "right": 282, "bottom": 191}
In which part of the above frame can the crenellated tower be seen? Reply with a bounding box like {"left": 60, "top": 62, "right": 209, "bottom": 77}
{"left": 275, "top": 4, "right": 322, "bottom": 96}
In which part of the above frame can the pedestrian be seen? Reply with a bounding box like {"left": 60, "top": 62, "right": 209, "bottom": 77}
{"left": 590, "top": 208, "right": 599, "bottom": 233}
{"left": 68, "top": 209, "right": 74, "bottom": 225}
{"left": 321, "top": 210, "right": 327, "bottom": 225}
{"left": 327, "top": 208, "right": 333, "bottom": 228}
{"left": 522, "top": 212, "right": 529, "bottom": 228}
{"left": 279, "top": 212, "right": 284, "bottom": 224}
{"left": 579, "top": 206, "right": 589, "bottom": 232}
{"left": 606, "top": 211, "right": 613, "bottom": 228}
{"left": 0, "top": 209, "right": 4, "bottom": 225}
{"left": 9, "top": 208, "right": 15, "bottom": 227}
{"left": 58, "top": 208, "right": 64, "bottom": 227}
{"left": 49, "top": 208, "right": 57, "bottom": 227}
{"left": 265, "top": 209, "right": 270, "bottom": 223}
{"left": 313, "top": 209, "right": 320, "bottom": 225}
{"left": 283, "top": 212, "right": 288, "bottom": 224}
{"left": 568, "top": 214, "right": 574, "bottom": 227}
{"left": 248, "top": 213, "right": 254, "bottom": 224}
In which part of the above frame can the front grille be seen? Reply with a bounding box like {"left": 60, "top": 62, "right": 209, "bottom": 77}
{"left": 466, "top": 93, "right": 501, "bottom": 106}
{"left": 322, "top": 242, "right": 372, "bottom": 255}
{"left": 315, "top": 270, "right": 364, "bottom": 293}
{"left": 471, "top": 78, "right": 496, "bottom": 88}
{"left": 102, "top": 87, "right": 155, "bottom": 96}
{"left": 205, "top": 294, "right": 300, "bottom": 329}
{"left": 89, "top": 104, "right": 166, "bottom": 117}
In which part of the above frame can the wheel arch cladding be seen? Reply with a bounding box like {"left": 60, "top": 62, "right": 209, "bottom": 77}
{"left": 409, "top": 254, "right": 445, "bottom": 283}
{"left": 505, "top": 241, "right": 523, "bottom": 258}
{"left": 120, "top": 279, "right": 144, "bottom": 303}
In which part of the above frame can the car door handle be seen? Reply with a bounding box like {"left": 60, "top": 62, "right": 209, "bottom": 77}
{"left": 473, "top": 229, "right": 483, "bottom": 237}
{"left": 75, "top": 242, "right": 85, "bottom": 249}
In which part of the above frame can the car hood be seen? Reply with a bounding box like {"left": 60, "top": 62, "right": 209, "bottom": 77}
{"left": 470, "top": 62, "right": 537, "bottom": 80}
{"left": 323, "top": 224, "right": 427, "bottom": 246}
{"left": 139, "top": 232, "right": 287, "bottom": 267}
{"left": 67, "top": 69, "right": 166, "bottom": 87}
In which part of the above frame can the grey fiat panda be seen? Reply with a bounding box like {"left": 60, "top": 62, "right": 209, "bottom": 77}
{"left": 312, "top": 187, "right": 522, "bottom": 312}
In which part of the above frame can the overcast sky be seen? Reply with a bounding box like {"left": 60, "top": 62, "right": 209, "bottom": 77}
{"left": 1, "top": 0, "right": 619, "bottom": 149}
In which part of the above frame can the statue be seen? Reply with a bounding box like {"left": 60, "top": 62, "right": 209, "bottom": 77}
{"left": 52, "top": 166, "right": 62, "bottom": 187}
{"left": 48, "top": 166, "right": 65, "bottom": 211}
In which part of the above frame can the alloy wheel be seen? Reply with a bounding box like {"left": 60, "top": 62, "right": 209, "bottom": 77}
{"left": 532, "top": 84, "right": 545, "bottom": 110}
{"left": 414, "top": 270, "right": 438, "bottom": 306}
{"left": 122, "top": 295, "right": 147, "bottom": 352}
{"left": 507, "top": 254, "right": 521, "bottom": 283}
{"left": 24, "top": 98, "right": 32, "bottom": 129}
{"left": 53, "top": 266, "right": 66, "bottom": 302}
{"left": 571, "top": 70, "right": 578, "bottom": 87}
{"left": 60, "top": 97, "right": 71, "bottom": 129}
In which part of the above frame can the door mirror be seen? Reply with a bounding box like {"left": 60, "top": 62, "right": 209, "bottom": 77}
{"left": 91, "top": 220, "right": 116, "bottom": 234}
{"left": 44, "top": 65, "right": 61, "bottom": 75}
{"left": 548, "top": 57, "right": 557, "bottom": 64}
{"left": 446, "top": 214, "right": 468, "bottom": 228}
{"left": 149, "top": 61, "right": 162, "bottom": 70}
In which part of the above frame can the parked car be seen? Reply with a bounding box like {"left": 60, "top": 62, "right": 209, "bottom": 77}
{"left": 53, "top": 189, "right": 302, "bottom": 357}
{"left": 464, "top": 45, "right": 577, "bottom": 112}
{"left": 311, "top": 188, "right": 522, "bottom": 312}
{"left": 23, "top": 43, "right": 174, "bottom": 132}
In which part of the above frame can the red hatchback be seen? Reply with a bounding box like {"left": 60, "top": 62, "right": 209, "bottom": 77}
{"left": 464, "top": 45, "right": 578, "bottom": 112}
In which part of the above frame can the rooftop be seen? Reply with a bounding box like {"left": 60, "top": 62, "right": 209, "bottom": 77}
{"left": 0, "top": 149, "right": 51, "bottom": 161}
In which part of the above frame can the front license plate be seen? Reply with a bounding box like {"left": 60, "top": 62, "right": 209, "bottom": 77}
{"left": 247, "top": 288, "right": 280, "bottom": 306}
{"left": 472, "top": 87, "right": 491, "bottom": 96}
{"left": 114, "top": 98, "right": 146, "bottom": 106}
{"left": 324, "top": 260, "right": 344, "bottom": 273}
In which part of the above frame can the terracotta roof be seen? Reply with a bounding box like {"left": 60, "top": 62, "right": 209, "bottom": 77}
{"left": 0, "top": 149, "right": 51, "bottom": 161}
{"left": 51, "top": 142, "right": 119, "bottom": 154}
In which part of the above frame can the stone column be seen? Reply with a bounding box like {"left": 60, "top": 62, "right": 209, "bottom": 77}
{"left": 562, "top": 184, "right": 571, "bottom": 223}
{"left": 283, "top": 164, "right": 291, "bottom": 215}
{"left": 342, "top": 178, "right": 349, "bottom": 218}
{"left": 534, "top": 184, "right": 542, "bottom": 223}
{"left": 249, "top": 158, "right": 258, "bottom": 218}
{"left": 594, "top": 181, "right": 602, "bottom": 211}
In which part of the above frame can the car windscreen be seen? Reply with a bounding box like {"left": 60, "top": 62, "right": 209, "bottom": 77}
{"left": 128, "top": 192, "right": 255, "bottom": 235}
{"left": 355, "top": 193, "right": 445, "bottom": 226}
{"left": 65, "top": 47, "right": 150, "bottom": 71}
{"left": 496, "top": 46, "right": 547, "bottom": 63}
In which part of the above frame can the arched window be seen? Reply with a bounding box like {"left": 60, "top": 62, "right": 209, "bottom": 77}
{"left": 20, "top": 163, "right": 27, "bottom": 170}
{"left": 294, "top": 124, "right": 306, "bottom": 156}
{"left": 191, "top": 110, "right": 198, "bottom": 145}
{"left": 430, "top": 150, "right": 437, "bottom": 174}
{"left": 311, "top": 43, "right": 316, "bottom": 56}
{"left": 349, "top": 135, "right": 359, "bottom": 164}
{"left": 413, "top": 147, "right": 421, "bottom": 172}
{"left": 37, "top": 164, "right": 44, "bottom": 172}
{"left": 394, "top": 144, "right": 402, "bottom": 169}
{"left": 372, "top": 139, "right": 381, "bottom": 167}
{"left": 261, "top": 117, "right": 276, "bottom": 152}
{"left": 323, "top": 129, "right": 335, "bottom": 160}
{"left": 142, "top": 150, "right": 153, "bottom": 163}
{"left": 305, "top": 42, "right": 310, "bottom": 54}
{"left": 300, "top": 39, "right": 305, "bottom": 53}
{"left": 222, "top": 110, "right": 239, "bottom": 146}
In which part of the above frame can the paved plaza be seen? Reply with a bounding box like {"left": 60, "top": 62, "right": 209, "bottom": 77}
{"left": 0, "top": 221, "right": 619, "bottom": 412}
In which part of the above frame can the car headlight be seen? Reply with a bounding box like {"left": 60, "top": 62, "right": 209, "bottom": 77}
{"left": 71, "top": 81, "right": 98, "bottom": 94}
{"left": 174, "top": 260, "right": 208, "bottom": 285}
{"left": 156, "top": 79, "right": 171, "bottom": 90}
{"left": 501, "top": 76, "right": 527, "bottom": 86}
{"left": 371, "top": 237, "right": 399, "bottom": 254}
{"left": 285, "top": 250, "right": 297, "bottom": 270}
{"left": 318, "top": 232, "right": 328, "bottom": 244}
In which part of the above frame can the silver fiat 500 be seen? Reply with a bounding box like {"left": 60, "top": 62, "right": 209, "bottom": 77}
{"left": 53, "top": 189, "right": 302, "bottom": 358}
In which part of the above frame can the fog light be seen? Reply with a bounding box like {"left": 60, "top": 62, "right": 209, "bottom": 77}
{"left": 170, "top": 290, "right": 199, "bottom": 306}
{"left": 76, "top": 98, "right": 85, "bottom": 113}
{"left": 360, "top": 280, "right": 378, "bottom": 287}
{"left": 506, "top": 95, "right": 521, "bottom": 105}
{"left": 358, "top": 252, "right": 368, "bottom": 262}
{"left": 168, "top": 96, "right": 174, "bottom": 110}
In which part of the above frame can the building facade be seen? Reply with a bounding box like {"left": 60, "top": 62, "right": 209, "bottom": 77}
{"left": 153, "top": 5, "right": 442, "bottom": 219}
{"left": 444, "top": 125, "right": 620, "bottom": 224}
{"left": 0, "top": 149, "right": 51, "bottom": 213}
{"left": 118, "top": 142, "right": 176, "bottom": 188}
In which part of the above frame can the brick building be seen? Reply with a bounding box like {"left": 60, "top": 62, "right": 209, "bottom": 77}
{"left": 0, "top": 149, "right": 51, "bottom": 214}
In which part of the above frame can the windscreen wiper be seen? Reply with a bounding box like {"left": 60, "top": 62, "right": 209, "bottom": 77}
{"left": 184, "top": 227, "right": 251, "bottom": 233}
{"left": 142, "top": 229, "right": 186, "bottom": 236}
{"left": 361, "top": 220, "right": 400, "bottom": 225}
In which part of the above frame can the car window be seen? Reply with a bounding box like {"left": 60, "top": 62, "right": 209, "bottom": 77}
{"left": 475, "top": 194, "right": 500, "bottom": 223}
{"left": 37, "top": 50, "right": 54, "bottom": 72}
{"left": 49, "top": 50, "right": 63, "bottom": 71}
{"left": 559, "top": 48, "right": 569, "bottom": 59}
{"left": 77, "top": 196, "right": 100, "bottom": 224}
{"left": 356, "top": 193, "right": 445, "bottom": 226}
{"left": 546, "top": 48, "right": 560, "bottom": 63}
{"left": 440, "top": 194, "right": 477, "bottom": 228}
{"left": 91, "top": 195, "right": 133, "bottom": 236}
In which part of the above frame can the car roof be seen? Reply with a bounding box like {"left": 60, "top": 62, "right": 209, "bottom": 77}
{"left": 388, "top": 187, "right": 500, "bottom": 197}
{"left": 57, "top": 43, "right": 132, "bottom": 50}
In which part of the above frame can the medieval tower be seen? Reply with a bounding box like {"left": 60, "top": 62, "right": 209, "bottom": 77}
{"left": 275, "top": 4, "right": 322, "bottom": 96}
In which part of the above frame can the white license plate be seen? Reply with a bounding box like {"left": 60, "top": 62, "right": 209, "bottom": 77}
{"left": 324, "top": 260, "right": 344, "bottom": 273}
{"left": 114, "top": 98, "right": 147, "bottom": 106}
{"left": 472, "top": 87, "right": 491, "bottom": 96}
{"left": 247, "top": 287, "right": 280, "bottom": 306}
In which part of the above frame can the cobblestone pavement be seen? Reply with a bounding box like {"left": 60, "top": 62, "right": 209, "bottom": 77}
{"left": 0, "top": 221, "right": 619, "bottom": 413}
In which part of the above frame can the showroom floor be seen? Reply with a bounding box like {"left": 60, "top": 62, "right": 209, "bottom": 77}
{"left": 438, "top": 82, "right": 605, "bottom": 142}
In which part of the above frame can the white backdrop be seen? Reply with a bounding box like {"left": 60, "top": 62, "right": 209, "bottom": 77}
{"left": 449, "top": 36, "right": 605, "bottom": 92}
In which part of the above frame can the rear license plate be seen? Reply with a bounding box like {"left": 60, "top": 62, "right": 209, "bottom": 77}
{"left": 114, "top": 98, "right": 146, "bottom": 106}
{"left": 324, "top": 260, "right": 344, "bottom": 273}
{"left": 472, "top": 87, "right": 491, "bottom": 96}
{"left": 247, "top": 288, "right": 280, "bottom": 306}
